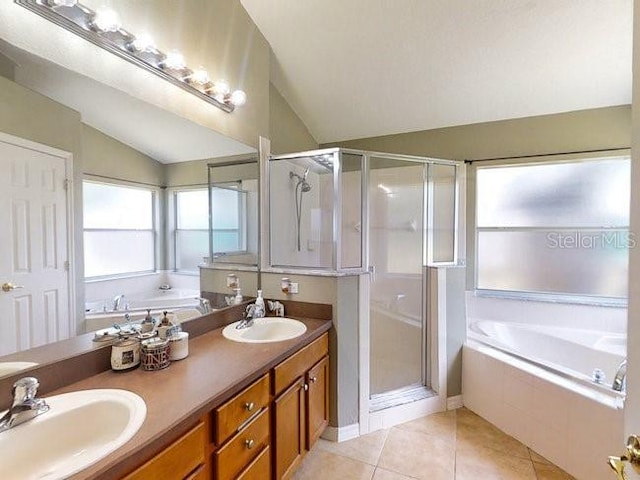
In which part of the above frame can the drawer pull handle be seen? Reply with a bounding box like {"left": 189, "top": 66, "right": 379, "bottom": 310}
{"left": 245, "top": 439, "right": 255, "bottom": 449}
{"left": 244, "top": 402, "right": 255, "bottom": 412}
{"left": 310, "top": 376, "right": 317, "bottom": 383}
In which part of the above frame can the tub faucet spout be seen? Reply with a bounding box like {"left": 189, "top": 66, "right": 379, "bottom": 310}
{"left": 612, "top": 359, "right": 627, "bottom": 393}
{"left": 113, "top": 294, "right": 126, "bottom": 311}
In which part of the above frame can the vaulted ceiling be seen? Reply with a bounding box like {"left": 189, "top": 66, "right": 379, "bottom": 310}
{"left": 241, "top": 0, "right": 632, "bottom": 143}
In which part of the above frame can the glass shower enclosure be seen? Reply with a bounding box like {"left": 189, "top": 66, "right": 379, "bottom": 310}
{"left": 267, "top": 148, "right": 462, "bottom": 411}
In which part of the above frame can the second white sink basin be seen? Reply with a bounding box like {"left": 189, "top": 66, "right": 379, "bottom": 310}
{"left": 0, "top": 389, "right": 146, "bottom": 480}
{"left": 223, "top": 317, "right": 307, "bottom": 343}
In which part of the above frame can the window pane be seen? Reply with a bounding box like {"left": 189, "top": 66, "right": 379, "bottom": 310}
{"left": 477, "top": 230, "right": 629, "bottom": 297}
{"left": 477, "top": 158, "right": 630, "bottom": 228}
{"left": 84, "top": 231, "right": 154, "bottom": 277}
{"left": 84, "top": 182, "right": 153, "bottom": 229}
{"left": 211, "top": 187, "right": 241, "bottom": 230}
{"left": 176, "top": 230, "right": 208, "bottom": 271}
{"left": 177, "top": 190, "right": 208, "bottom": 229}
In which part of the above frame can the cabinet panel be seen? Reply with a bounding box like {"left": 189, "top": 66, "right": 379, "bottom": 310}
{"left": 215, "top": 408, "right": 270, "bottom": 480}
{"left": 237, "top": 445, "right": 271, "bottom": 480}
{"left": 306, "top": 355, "right": 329, "bottom": 449}
{"left": 184, "top": 464, "right": 206, "bottom": 480}
{"left": 274, "top": 377, "right": 306, "bottom": 480}
{"left": 273, "top": 333, "right": 328, "bottom": 396}
{"left": 215, "top": 373, "right": 269, "bottom": 445}
{"left": 123, "top": 422, "right": 205, "bottom": 480}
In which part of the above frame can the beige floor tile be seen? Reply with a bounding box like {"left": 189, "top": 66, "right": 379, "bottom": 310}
{"left": 395, "top": 410, "right": 456, "bottom": 446}
{"left": 528, "top": 448, "right": 553, "bottom": 465}
{"left": 378, "top": 427, "right": 455, "bottom": 480}
{"left": 292, "top": 448, "right": 375, "bottom": 480}
{"left": 455, "top": 444, "right": 537, "bottom": 480}
{"left": 373, "top": 467, "right": 419, "bottom": 480}
{"left": 316, "top": 429, "right": 389, "bottom": 465}
{"left": 456, "top": 408, "right": 530, "bottom": 459}
{"left": 532, "top": 461, "right": 575, "bottom": 480}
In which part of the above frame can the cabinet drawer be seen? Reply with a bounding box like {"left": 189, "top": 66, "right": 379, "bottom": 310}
{"left": 273, "top": 333, "right": 329, "bottom": 396}
{"left": 215, "top": 408, "right": 270, "bottom": 480}
{"left": 237, "top": 445, "right": 271, "bottom": 480}
{"left": 123, "top": 422, "right": 205, "bottom": 480}
{"left": 185, "top": 464, "right": 207, "bottom": 480}
{"left": 215, "top": 373, "right": 269, "bottom": 445}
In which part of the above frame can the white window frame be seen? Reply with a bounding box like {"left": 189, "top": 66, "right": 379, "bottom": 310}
{"left": 473, "top": 154, "right": 631, "bottom": 306}
{"left": 83, "top": 177, "right": 159, "bottom": 281}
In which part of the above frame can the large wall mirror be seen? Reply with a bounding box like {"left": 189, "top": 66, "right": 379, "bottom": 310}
{"left": 0, "top": 37, "right": 261, "bottom": 378}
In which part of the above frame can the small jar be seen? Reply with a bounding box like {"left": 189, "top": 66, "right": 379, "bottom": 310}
{"left": 141, "top": 337, "right": 171, "bottom": 371}
{"left": 111, "top": 338, "right": 140, "bottom": 371}
{"left": 169, "top": 332, "right": 189, "bottom": 361}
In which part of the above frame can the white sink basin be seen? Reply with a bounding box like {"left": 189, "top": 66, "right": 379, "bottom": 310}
{"left": 0, "top": 389, "right": 146, "bottom": 480}
{"left": 0, "top": 362, "right": 38, "bottom": 377}
{"left": 223, "top": 317, "right": 307, "bottom": 343}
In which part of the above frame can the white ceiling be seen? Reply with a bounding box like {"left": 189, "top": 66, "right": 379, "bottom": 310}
{"left": 1, "top": 42, "right": 255, "bottom": 163}
{"left": 241, "top": 0, "right": 633, "bottom": 143}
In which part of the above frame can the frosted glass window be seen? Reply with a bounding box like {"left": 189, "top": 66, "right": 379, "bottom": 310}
{"left": 477, "top": 159, "right": 630, "bottom": 228}
{"left": 476, "top": 157, "right": 630, "bottom": 298}
{"left": 176, "top": 190, "right": 208, "bottom": 229}
{"left": 341, "top": 153, "right": 363, "bottom": 269}
{"left": 210, "top": 185, "right": 245, "bottom": 254}
{"left": 83, "top": 181, "right": 155, "bottom": 278}
{"left": 83, "top": 182, "right": 153, "bottom": 229}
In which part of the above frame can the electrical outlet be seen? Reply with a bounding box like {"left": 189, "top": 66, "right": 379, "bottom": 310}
{"left": 289, "top": 282, "right": 299, "bottom": 294}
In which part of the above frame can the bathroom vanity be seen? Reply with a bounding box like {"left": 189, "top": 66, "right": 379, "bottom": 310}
{"left": 52, "top": 315, "right": 332, "bottom": 479}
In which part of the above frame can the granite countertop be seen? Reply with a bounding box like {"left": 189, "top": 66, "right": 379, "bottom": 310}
{"left": 58, "top": 316, "right": 332, "bottom": 479}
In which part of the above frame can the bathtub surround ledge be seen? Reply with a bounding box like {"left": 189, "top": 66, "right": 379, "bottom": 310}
{"left": 462, "top": 342, "right": 623, "bottom": 480}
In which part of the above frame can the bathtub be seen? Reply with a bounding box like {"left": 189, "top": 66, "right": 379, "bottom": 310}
{"left": 463, "top": 321, "right": 625, "bottom": 480}
{"left": 85, "top": 289, "right": 203, "bottom": 332}
{"left": 469, "top": 320, "right": 625, "bottom": 389}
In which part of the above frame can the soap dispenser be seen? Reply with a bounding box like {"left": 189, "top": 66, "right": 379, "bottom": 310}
{"left": 254, "top": 290, "right": 265, "bottom": 318}
{"left": 157, "top": 311, "right": 175, "bottom": 339}
{"left": 140, "top": 309, "right": 155, "bottom": 334}
{"left": 233, "top": 288, "right": 243, "bottom": 305}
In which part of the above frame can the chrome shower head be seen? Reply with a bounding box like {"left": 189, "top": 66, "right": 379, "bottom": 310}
{"left": 300, "top": 181, "right": 312, "bottom": 193}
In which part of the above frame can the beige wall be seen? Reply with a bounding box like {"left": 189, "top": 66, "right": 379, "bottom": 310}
{"left": 82, "top": 124, "right": 164, "bottom": 186}
{"left": 269, "top": 83, "right": 318, "bottom": 154}
{"left": 325, "top": 106, "right": 631, "bottom": 160}
{"left": 0, "top": 75, "right": 85, "bottom": 331}
{"left": 165, "top": 153, "right": 258, "bottom": 188}
{"left": 327, "top": 105, "right": 632, "bottom": 398}
{"left": 0, "top": 0, "right": 270, "bottom": 149}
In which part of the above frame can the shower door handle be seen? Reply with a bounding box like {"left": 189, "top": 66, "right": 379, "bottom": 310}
{"left": 369, "top": 266, "right": 376, "bottom": 283}
{"left": 609, "top": 434, "right": 640, "bottom": 479}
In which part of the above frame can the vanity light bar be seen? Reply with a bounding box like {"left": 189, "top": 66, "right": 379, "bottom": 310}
{"left": 16, "top": 0, "right": 247, "bottom": 113}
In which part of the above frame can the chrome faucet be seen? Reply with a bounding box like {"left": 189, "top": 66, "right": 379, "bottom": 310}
{"left": 0, "top": 377, "right": 50, "bottom": 433}
{"left": 613, "top": 360, "right": 627, "bottom": 393}
{"left": 197, "top": 297, "right": 211, "bottom": 314}
{"left": 113, "top": 294, "right": 126, "bottom": 311}
{"left": 236, "top": 304, "right": 258, "bottom": 330}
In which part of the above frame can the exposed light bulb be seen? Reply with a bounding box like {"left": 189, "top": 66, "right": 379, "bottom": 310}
{"left": 93, "top": 7, "right": 121, "bottom": 32}
{"left": 163, "top": 50, "right": 186, "bottom": 70}
{"left": 229, "top": 90, "right": 247, "bottom": 107}
{"left": 211, "top": 79, "right": 230, "bottom": 97}
{"left": 131, "top": 33, "right": 156, "bottom": 53}
{"left": 191, "top": 67, "right": 209, "bottom": 85}
{"left": 49, "top": 0, "right": 78, "bottom": 6}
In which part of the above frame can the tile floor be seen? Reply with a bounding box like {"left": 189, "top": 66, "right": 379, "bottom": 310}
{"left": 293, "top": 407, "right": 575, "bottom": 480}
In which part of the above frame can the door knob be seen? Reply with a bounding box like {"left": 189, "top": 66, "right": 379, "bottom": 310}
{"left": 609, "top": 434, "right": 640, "bottom": 479}
{"left": 2, "top": 282, "right": 24, "bottom": 293}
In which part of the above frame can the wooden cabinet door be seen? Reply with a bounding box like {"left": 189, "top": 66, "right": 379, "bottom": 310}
{"left": 274, "top": 377, "right": 305, "bottom": 480}
{"left": 306, "top": 355, "right": 329, "bottom": 450}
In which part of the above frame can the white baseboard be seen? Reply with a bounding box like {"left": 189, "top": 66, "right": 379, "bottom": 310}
{"left": 321, "top": 423, "right": 360, "bottom": 443}
{"left": 446, "top": 395, "right": 463, "bottom": 410}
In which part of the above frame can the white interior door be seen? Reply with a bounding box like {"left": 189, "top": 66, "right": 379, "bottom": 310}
{"left": 0, "top": 136, "right": 72, "bottom": 356}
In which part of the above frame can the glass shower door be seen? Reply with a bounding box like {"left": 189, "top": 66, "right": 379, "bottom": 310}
{"left": 369, "top": 156, "right": 427, "bottom": 410}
